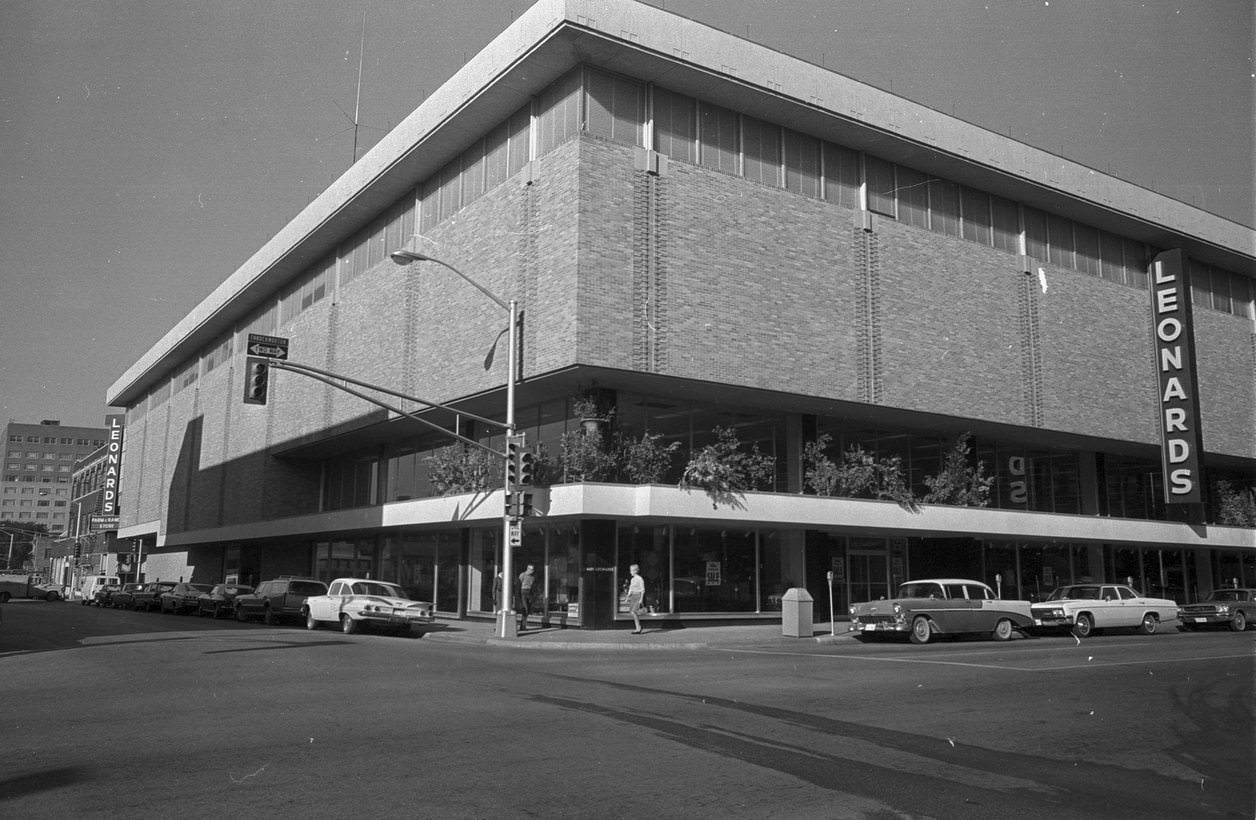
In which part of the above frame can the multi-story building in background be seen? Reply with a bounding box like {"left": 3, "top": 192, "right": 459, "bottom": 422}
{"left": 106, "top": 0, "right": 1253, "bottom": 630}
{"left": 2, "top": 419, "right": 107, "bottom": 539}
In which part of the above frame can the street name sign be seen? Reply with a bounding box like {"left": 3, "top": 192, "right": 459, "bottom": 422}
{"left": 246, "top": 333, "right": 289, "bottom": 360}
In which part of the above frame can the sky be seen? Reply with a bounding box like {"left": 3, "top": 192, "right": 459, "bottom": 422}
{"left": 1, "top": 0, "right": 1252, "bottom": 429}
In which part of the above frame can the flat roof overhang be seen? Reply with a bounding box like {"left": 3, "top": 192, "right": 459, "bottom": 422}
{"left": 108, "top": 0, "right": 1255, "bottom": 410}
{"left": 138, "top": 481, "right": 1256, "bottom": 553}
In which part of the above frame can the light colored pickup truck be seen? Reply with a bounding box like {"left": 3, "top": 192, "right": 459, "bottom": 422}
{"left": 303, "top": 577, "right": 435, "bottom": 635}
{"left": 0, "top": 573, "right": 63, "bottom": 602}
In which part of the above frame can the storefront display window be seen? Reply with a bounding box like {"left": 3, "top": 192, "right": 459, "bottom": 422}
{"left": 315, "top": 538, "right": 374, "bottom": 581}
{"left": 467, "top": 527, "right": 500, "bottom": 614}
{"left": 983, "top": 542, "right": 1019, "bottom": 598}
{"left": 618, "top": 525, "right": 670, "bottom": 614}
{"left": 672, "top": 527, "right": 757, "bottom": 612}
{"left": 805, "top": 532, "right": 849, "bottom": 612}
{"left": 541, "top": 527, "right": 581, "bottom": 624}
{"left": 1110, "top": 547, "right": 1145, "bottom": 592}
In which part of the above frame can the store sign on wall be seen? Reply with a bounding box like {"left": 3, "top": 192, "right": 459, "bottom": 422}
{"left": 102, "top": 414, "right": 125, "bottom": 516}
{"left": 1149, "top": 249, "right": 1205, "bottom": 504}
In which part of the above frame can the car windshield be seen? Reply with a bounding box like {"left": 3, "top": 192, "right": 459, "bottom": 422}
{"left": 1048, "top": 586, "right": 1100, "bottom": 601}
{"left": 350, "top": 582, "right": 407, "bottom": 598}
{"left": 1209, "top": 590, "right": 1244, "bottom": 601}
{"left": 897, "top": 583, "right": 944, "bottom": 599}
{"left": 223, "top": 585, "right": 252, "bottom": 595}
{"left": 189, "top": 585, "right": 213, "bottom": 593}
{"left": 289, "top": 582, "right": 326, "bottom": 595}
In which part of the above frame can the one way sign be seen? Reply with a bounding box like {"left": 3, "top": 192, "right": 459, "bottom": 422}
{"left": 247, "top": 333, "right": 289, "bottom": 360}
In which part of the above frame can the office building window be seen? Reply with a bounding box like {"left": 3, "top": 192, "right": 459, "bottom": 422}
{"left": 536, "top": 67, "right": 581, "bottom": 156}
{"left": 822, "top": 142, "right": 860, "bottom": 209}
{"left": 865, "top": 156, "right": 896, "bottom": 217}
{"left": 741, "top": 116, "right": 780, "bottom": 187}
{"left": 783, "top": 128, "right": 820, "bottom": 198}
{"left": 896, "top": 166, "right": 928, "bottom": 228}
{"left": 584, "top": 68, "right": 643, "bottom": 146}
{"left": 653, "top": 87, "right": 696, "bottom": 163}
{"left": 698, "top": 102, "right": 739, "bottom": 175}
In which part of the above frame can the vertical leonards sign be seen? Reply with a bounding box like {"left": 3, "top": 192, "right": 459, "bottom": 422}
{"left": 1150, "top": 249, "right": 1205, "bottom": 504}
{"left": 103, "top": 414, "right": 125, "bottom": 516}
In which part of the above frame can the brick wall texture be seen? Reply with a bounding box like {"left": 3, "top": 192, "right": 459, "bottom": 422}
{"left": 123, "top": 135, "right": 1255, "bottom": 535}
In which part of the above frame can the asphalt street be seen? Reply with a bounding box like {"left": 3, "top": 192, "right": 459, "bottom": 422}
{"left": 1, "top": 600, "right": 1252, "bottom": 819}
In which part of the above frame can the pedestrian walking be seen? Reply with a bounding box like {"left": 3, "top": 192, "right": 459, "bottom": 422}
{"left": 626, "top": 563, "right": 646, "bottom": 634}
{"left": 517, "top": 564, "right": 536, "bottom": 630}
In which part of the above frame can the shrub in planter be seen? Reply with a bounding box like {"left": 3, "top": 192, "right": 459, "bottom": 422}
{"left": 559, "top": 428, "right": 618, "bottom": 482}
{"left": 921, "top": 432, "right": 992, "bottom": 507}
{"left": 804, "top": 433, "right": 916, "bottom": 509}
{"left": 620, "top": 431, "right": 681, "bottom": 484}
{"left": 679, "top": 426, "right": 775, "bottom": 509}
{"left": 1214, "top": 480, "right": 1256, "bottom": 527}
{"left": 426, "top": 444, "right": 495, "bottom": 496}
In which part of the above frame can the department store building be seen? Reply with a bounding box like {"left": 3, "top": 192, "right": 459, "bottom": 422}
{"left": 107, "top": 0, "right": 1255, "bottom": 629}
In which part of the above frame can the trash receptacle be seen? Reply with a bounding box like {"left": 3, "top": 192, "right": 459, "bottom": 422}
{"left": 781, "top": 587, "right": 814, "bottom": 638}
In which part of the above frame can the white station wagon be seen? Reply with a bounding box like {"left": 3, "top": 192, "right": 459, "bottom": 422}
{"left": 303, "top": 578, "right": 435, "bottom": 635}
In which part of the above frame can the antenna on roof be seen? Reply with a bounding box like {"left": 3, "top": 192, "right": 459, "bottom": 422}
{"left": 351, "top": 11, "right": 366, "bottom": 164}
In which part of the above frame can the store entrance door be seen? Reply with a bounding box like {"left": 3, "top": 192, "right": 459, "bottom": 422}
{"left": 848, "top": 546, "right": 891, "bottom": 604}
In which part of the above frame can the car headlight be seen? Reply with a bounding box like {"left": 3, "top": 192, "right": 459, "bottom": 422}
{"left": 892, "top": 603, "right": 902, "bottom": 615}
{"left": 1215, "top": 605, "right": 1230, "bottom": 614}
{"left": 848, "top": 606, "right": 856, "bottom": 617}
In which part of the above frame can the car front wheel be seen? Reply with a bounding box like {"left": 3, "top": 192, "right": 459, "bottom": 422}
{"left": 909, "top": 616, "right": 932, "bottom": 645}
{"left": 1231, "top": 611, "right": 1248, "bottom": 632}
{"left": 340, "top": 614, "right": 358, "bottom": 635}
{"left": 235, "top": 606, "right": 248, "bottom": 622}
{"left": 263, "top": 607, "right": 279, "bottom": 626}
{"left": 305, "top": 611, "right": 318, "bottom": 631}
{"left": 991, "top": 618, "right": 1014, "bottom": 641}
{"left": 1072, "top": 613, "right": 1094, "bottom": 638}
{"left": 1138, "top": 613, "right": 1158, "bottom": 635}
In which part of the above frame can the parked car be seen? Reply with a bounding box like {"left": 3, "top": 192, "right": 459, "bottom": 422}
{"left": 1179, "top": 588, "right": 1256, "bottom": 632}
{"left": 197, "top": 583, "right": 254, "bottom": 618}
{"left": 130, "top": 581, "right": 178, "bottom": 612}
{"left": 1030, "top": 583, "right": 1179, "bottom": 638}
{"left": 30, "top": 581, "right": 64, "bottom": 601}
{"left": 91, "top": 583, "right": 121, "bottom": 607}
{"left": 849, "top": 578, "right": 1034, "bottom": 644}
{"left": 159, "top": 583, "right": 214, "bottom": 614}
{"left": 111, "top": 583, "right": 146, "bottom": 610}
{"left": 79, "top": 575, "right": 120, "bottom": 605}
{"left": 304, "top": 577, "right": 436, "bottom": 635}
{"left": 234, "top": 577, "right": 328, "bottom": 625}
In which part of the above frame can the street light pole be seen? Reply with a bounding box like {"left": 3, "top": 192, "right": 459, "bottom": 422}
{"left": 391, "top": 245, "right": 520, "bottom": 639}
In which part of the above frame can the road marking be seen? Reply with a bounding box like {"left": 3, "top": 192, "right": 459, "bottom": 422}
{"left": 720, "top": 647, "right": 1254, "bottom": 673}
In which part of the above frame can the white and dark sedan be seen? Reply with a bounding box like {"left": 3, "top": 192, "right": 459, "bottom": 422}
{"left": 849, "top": 578, "right": 1033, "bottom": 644}
{"left": 303, "top": 578, "right": 435, "bottom": 635}
{"left": 1031, "top": 583, "right": 1178, "bottom": 638}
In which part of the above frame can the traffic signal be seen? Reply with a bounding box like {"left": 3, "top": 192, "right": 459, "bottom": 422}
{"left": 518, "top": 451, "right": 534, "bottom": 486}
{"left": 73, "top": 541, "right": 82, "bottom": 559}
{"left": 505, "top": 434, "right": 526, "bottom": 486}
{"left": 243, "top": 356, "right": 269, "bottom": 405}
{"left": 504, "top": 491, "right": 534, "bottom": 518}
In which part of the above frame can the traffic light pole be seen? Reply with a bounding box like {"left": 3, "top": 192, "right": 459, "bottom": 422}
{"left": 499, "top": 298, "right": 519, "bottom": 639}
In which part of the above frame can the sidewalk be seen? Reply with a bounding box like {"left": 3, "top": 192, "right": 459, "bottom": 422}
{"left": 421, "top": 617, "right": 858, "bottom": 650}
